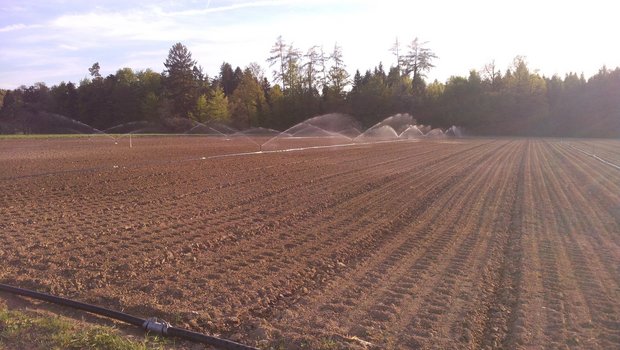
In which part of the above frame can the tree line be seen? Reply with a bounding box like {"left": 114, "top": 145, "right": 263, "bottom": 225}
{"left": 0, "top": 38, "right": 618, "bottom": 137}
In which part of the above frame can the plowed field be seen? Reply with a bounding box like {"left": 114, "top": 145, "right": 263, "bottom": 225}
{"left": 1, "top": 137, "right": 619, "bottom": 349}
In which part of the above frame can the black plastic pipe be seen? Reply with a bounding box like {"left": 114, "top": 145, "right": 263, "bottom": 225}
{"left": 0, "top": 283, "right": 258, "bottom": 350}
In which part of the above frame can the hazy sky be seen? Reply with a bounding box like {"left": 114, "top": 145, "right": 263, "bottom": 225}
{"left": 1, "top": 0, "right": 619, "bottom": 89}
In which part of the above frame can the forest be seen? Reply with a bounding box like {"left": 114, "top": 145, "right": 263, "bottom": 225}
{"left": 0, "top": 37, "right": 618, "bottom": 137}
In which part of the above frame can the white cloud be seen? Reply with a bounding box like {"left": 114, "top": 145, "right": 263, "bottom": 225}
{"left": 58, "top": 44, "right": 79, "bottom": 51}
{"left": 0, "top": 23, "right": 43, "bottom": 32}
{"left": 166, "top": 0, "right": 302, "bottom": 16}
{"left": 1, "top": 0, "right": 619, "bottom": 88}
{"left": 51, "top": 10, "right": 172, "bottom": 40}
{"left": 0, "top": 23, "right": 26, "bottom": 32}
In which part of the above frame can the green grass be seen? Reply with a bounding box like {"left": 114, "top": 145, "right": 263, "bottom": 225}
{"left": 0, "top": 306, "right": 167, "bottom": 350}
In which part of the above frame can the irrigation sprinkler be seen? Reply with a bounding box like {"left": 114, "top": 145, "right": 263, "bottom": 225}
{"left": 0, "top": 283, "right": 258, "bottom": 350}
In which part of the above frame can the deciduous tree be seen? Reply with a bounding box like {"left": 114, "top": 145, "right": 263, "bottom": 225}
{"left": 230, "top": 69, "right": 267, "bottom": 128}
{"left": 206, "top": 86, "right": 230, "bottom": 122}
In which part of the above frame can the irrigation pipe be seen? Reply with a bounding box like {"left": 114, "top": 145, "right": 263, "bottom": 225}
{"left": 0, "top": 283, "right": 258, "bottom": 350}
{"left": 567, "top": 144, "right": 620, "bottom": 171}
{"left": 207, "top": 138, "right": 411, "bottom": 160}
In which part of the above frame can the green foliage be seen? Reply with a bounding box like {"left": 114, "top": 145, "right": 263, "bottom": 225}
{"left": 141, "top": 92, "right": 160, "bottom": 121}
{"left": 230, "top": 68, "right": 267, "bottom": 128}
{"left": 136, "top": 69, "right": 163, "bottom": 121}
{"left": 50, "top": 82, "right": 78, "bottom": 120}
{"left": 206, "top": 86, "right": 230, "bottom": 122}
{"left": 193, "top": 94, "right": 209, "bottom": 122}
{"left": 0, "top": 90, "right": 6, "bottom": 110}
{"left": 116, "top": 68, "right": 137, "bottom": 86}
{"left": 347, "top": 68, "right": 393, "bottom": 127}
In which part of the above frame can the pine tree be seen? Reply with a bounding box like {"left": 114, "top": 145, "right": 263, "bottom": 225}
{"left": 219, "top": 62, "right": 236, "bottom": 96}
{"left": 163, "top": 42, "right": 198, "bottom": 118}
{"left": 88, "top": 62, "right": 102, "bottom": 80}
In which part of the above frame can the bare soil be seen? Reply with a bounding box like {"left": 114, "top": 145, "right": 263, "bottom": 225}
{"left": 1, "top": 137, "right": 618, "bottom": 349}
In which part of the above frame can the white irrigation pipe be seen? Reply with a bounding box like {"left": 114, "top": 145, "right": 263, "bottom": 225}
{"left": 567, "top": 143, "right": 620, "bottom": 171}
{"left": 205, "top": 139, "right": 413, "bottom": 160}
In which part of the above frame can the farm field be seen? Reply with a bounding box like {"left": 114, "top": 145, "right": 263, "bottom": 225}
{"left": 0, "top": 137, "right": 619, "bottom": 349}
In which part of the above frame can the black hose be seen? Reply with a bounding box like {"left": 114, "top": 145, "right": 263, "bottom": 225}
{"left": 166, "top": 327, "right": 257, "bottom": 350}
{"left": 0, "top": 283, "right": 144, "bottom": 326}
{"left": 0, "top": 283, "right": 258, "bottom": 350}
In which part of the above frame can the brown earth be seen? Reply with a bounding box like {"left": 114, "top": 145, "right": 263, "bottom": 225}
{"left": 0, "top": 136, "right": 618, "bottom": 349}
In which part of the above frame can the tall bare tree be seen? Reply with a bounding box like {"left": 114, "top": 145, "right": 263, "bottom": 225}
{"left": 284, "top": 44, "right": 302, "bottom": 92}
{"left": 303, "top": 46, "right": 321, "bottom": 93}
{"left": 318, "top": 46, "right": 328, "bottom": 90}
{"left": 267, "top": 36, "right": 302, "bottom": 92}
{"left": 482, "top": 60, "right": 501, "bottom": 90}
{"left": 328, "top": 43, "right": 350, "bottom": 95}
{"left": 400, "top": 37, "right": 437, "bottom": 87}
{"left": 267, "top": 36, "right": 288, "bottom": 89}
{"left": 390, "top": 37, "right": 402, "bottom": 71}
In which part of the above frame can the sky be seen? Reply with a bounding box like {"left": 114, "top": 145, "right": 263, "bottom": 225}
{"left": 1, "top": 0, "right": 619, "bottom": 89}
